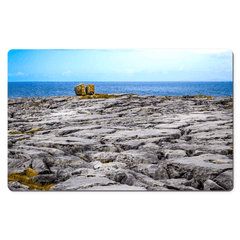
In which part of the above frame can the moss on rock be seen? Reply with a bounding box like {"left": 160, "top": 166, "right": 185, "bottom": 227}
{"left": 162, "top": 96, "right": 171, "bottom": 100}
{"left": 194, "top": 95, "right": 213, "bottom": 99}
{"left": 78, "top": 93, "right": 120, "bottom": 100}
{"left": 8, "top": 167, "right": 54, "bottom": 191}
{"left": 9, "top": 131, "right": 23, "bottom": 134}
{"left": 27, "top": 128, "right": 43, "bottom": 134}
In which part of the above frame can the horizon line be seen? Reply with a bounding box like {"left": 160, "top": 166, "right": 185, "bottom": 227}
{"left": 8, "top": 80, "right": 233, "bottom": 83}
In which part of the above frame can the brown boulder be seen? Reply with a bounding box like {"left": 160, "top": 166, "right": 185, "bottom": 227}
{"left": 74, "top": 83, "right": 86, "bottom": 96}
{"left": 86, "top": 84, "right": 95, "bottom": 95}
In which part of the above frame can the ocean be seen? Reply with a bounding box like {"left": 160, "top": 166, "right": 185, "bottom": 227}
{"left": 8, "top": 81, "right": 233, "bottom": 98}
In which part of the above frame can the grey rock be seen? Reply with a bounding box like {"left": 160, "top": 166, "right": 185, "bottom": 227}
{"left": 32, "top": 174, "right": 57, "bottom": 185}
{"left": 31, "top": 159, "right": 50, "bottom": 174}
{"left": 49, "top": 176, "right": 116, "bottom": 191}
{"left": 166, "top": 154, "right": 232, "bottom": 184}
{"left": 8, "top": 181, "right": 29, "bottom": 191}
{"left": 213, "top": 170, "right": 233, "bottom": 190}
{"left": 203, "top": 179, "right": 225, "bottom": 191}
{"left": 131, "top": 164, "right": 169, "bottom": 180}
{"left": 115, "top": 150, "right": 159, "bottom": 165}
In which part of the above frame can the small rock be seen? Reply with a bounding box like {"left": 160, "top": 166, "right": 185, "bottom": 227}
{"left": 213, "top": 170, "right": 233, "bottom": 190}
{"left": 8, "top": 181, "right": 29, "bottom": 191}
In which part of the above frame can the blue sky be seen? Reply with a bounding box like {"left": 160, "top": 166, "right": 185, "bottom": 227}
{"left": 8, "top": 49, "right": 233, "bottom": 82}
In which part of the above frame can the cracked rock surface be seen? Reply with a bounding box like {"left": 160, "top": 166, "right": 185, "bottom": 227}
{"left": 8, "top": 94, "right": 233, "bottom": 191}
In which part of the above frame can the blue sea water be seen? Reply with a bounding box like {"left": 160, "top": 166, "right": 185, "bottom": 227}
{"left": 8, "top": 81, "right": 233, "bottom": 98}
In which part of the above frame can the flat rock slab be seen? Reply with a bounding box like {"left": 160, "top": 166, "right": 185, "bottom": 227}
{"left": 115, "top": 150, "right": 159, "bottom": 165}
{"left": 102, "top": 129, "right": 181, "bottom": 142}
{"left": 49, "top": 176, "right": 116, "bottom": 191}
{"left": 166, "top": 154, "right": 233, "bottom": 184}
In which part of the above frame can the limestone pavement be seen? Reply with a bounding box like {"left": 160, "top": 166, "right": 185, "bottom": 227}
{"left": 8, "top": 94, "right": 233, "bottom": 191}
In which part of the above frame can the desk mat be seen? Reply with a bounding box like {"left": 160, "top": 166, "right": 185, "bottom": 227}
{"left": 8, "top": 49, "right": 233, "bottom": 191}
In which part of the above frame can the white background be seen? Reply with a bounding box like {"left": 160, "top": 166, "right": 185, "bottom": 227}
{"left": 1, "top": 1, "right": 239, "bottom": 240}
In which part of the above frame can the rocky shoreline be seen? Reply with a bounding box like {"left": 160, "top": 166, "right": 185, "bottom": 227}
{"left": 8, "top": 93, "right": 233, "bottom": 191}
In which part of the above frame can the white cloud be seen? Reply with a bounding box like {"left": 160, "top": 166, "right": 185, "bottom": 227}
{"left": 117, "top": 69, "right": 137, "bottom": 74}
{"left": 214, "top": 59, "right": 232, "bottom": 70}
{"left": 179, "top": 63, "right": 185, "bottom": 71}
{"left": 192, "top": 49, "right": 227, "bottom": 54}
{"left": 191, "top": 49, "right": 232, "bottom": 59}
{"left": 17, "top": 72, "right": 24, "bottom": 75}
{"left": 8, "top": 72, "right": 28, "bottom": 76}
{"left": 62, "top": 71, "right": 73, "bottom": 76}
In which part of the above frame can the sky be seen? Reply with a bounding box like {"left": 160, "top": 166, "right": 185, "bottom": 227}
{"left": 8, "top": 49, "right": 233, "bottom": 82}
